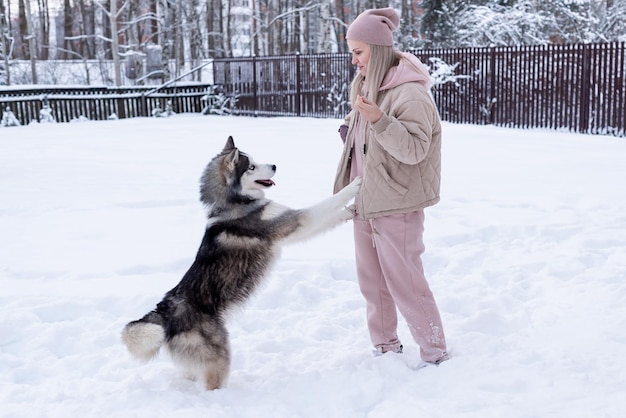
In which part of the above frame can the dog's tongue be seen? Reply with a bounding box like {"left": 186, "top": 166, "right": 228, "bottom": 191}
{"left": 256, "top": 179, "right": 275, "bottom": 187}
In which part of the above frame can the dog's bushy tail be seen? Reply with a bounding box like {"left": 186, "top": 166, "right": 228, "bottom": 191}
{"left": 121, "top": 311, "right": 165, "bottom": 362}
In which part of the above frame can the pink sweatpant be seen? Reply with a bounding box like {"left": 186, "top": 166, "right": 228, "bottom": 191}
{"left": 353, "top": 210, "right": 448, "bottom": 363}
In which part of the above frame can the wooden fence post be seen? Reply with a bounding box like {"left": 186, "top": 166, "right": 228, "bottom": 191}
{"left": 489, "top": 47, "right": 496, "bottom": 125}
{"left": 139, "top": 93, "right": 148, "bottom": 117}
{"left": 296, "top": 52, "right": 301, "bottom": 117}
{"left": 579, "top": 44, "right": 591, "bottom": 134}
{"left": 252, "top": 56, "right": 258, "bottom": 117}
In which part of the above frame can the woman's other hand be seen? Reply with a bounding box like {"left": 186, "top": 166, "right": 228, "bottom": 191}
{"left": 354, "top": 95, "right": 383, "bottom": 123}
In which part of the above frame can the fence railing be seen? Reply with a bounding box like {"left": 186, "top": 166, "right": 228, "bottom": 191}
{"left": 415, "top": 43, "right": 625, "bottom": 137}
{"left": 212, "top": 53, "right": 356, "bottom": 119}
{"left": 2, "top": 42, "right": 625, "bottom": 136}
{"left": 213, "top": 42, "right": 626, "bottom": 137}
{"left": 0, "top": 84, "right": 212, "bottom": 125}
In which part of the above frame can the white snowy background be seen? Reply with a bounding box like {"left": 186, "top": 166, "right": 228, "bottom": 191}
{"left": 1, "top": 115, "right": 625, "bottom": 417}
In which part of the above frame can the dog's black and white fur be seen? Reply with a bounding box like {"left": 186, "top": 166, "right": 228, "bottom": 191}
{"left": 121, "top": 136, "right": 361, "bottom": 389}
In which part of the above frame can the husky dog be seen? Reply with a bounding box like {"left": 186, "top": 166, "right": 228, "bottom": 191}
{"left": 121, "top": 136, "right": 361, "bottom": 390}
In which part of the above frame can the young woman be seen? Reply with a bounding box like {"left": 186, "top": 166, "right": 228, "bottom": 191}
{"left": 334, "top": 8, "right": 449, "bottom": 364}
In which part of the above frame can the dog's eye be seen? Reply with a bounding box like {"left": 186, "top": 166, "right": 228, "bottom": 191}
{"left": 248, "top": 165, "right": 256, "bottom": 171}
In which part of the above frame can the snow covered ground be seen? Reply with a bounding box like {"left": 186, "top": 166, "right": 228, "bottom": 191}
{"left": 1, "top": 115, "right": 625, "bottom": 417}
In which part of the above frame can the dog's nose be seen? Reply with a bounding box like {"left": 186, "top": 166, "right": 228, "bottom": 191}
{"left": 271, "top": 165, "right": 276, "bottom": 172}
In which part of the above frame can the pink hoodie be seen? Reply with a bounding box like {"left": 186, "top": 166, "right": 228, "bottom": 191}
{"left": 380, "top": 52, "right": 432, "bottom": 91}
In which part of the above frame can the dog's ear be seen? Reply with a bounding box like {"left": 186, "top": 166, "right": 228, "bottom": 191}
{"left": 224, "top": 148, "right": 240, "bottom": 172}
{"left": 222, "top": 136, "right": 239, "bottom": 172}
{"left": 223, "top": 136, "right": 235, "bottom": 152}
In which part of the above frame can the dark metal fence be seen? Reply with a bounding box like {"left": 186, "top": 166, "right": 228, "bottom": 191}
{"left": 213, "top": 42, "right": 626, "bottom": 137}
{"left": 0, "top": 84, "right": 211, "bottom": 125}
{"left": 212, "top": 53, "right": 356, "bottom": 119}
{"left": 415, "top": 42, "right": 625, "bottom": 136}
{"left": 212, "top": 53, "right": 355, "bottom": 119}
{"left": 2, "top": 42, "right": 624, "bottom": 136}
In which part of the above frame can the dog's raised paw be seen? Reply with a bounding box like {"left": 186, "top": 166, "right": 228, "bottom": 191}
{"left": 340, "top": 204, "right": 357, "bottom": 221}
{"left": 339, "top": 176, "right": 362, "bottom": 200}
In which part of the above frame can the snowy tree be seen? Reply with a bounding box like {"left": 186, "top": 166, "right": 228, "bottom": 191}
{"left": 0, "top": 6, "right": 10, "bottom": 85}
{"left": 428, "top": 57, "right": 471, "bottom": 88}
{"left": 1, "top": 0, "right": 624, "bottom": 88}
{"left": 180, "top": 0, "right": 204, "bottom": 79}
{"left": 544, "top": 0, "right": 626, "bottom": 43}
{"left": 206, "top": 0, "right": 225, "bottom": 57}
{"left": 396, "top": 0, "right": 427, "bottom": 50}
{"left": 21, "top": 0, "right": 39, "bottom": 83}
{"left": 419, "top": 0, "right": 471, "bottom": 48}
{"left": 420, "top": 0, "right": 626, "bottom": 47}
{"left": 201, "top": 85, "right": 238, "bottom": 115}
{"left": 62, "top": 0, "right": 95, "bottom": 61}
{"left": 602, "top": 0, "right": 626, "bottom": 42}
{"left": 540, "top": 0, "right": 599, "bottom": 43}
{"left": 94, "top": 2, "right": 111, "bottom": 84}
{"left": 1, "top": 107, "right": 21, "bottom": 126}
{"left": 39, "top": 97, "right": 56, "bottom": 123}
{"left": 326, "top": 81, "right": 350, "bottom": 118}
{"left": 152, "top": 99, "right": 176, "bottom": 117}
{"left": 455, "top": 1, "right": 551, "bottom": 47}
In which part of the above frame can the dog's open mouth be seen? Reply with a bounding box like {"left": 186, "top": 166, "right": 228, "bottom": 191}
{"left": 255, "top": 179, "right": 275, "bottom": 187}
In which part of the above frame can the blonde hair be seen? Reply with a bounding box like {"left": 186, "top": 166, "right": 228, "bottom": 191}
{"left": 350, "top": 44, "right": 400, "bottom": 106}
{"left": 350, "top": 44, "right": 431, "bottom": 107}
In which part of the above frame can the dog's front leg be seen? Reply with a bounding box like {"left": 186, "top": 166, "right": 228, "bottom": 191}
{"left": 282, "top": 177, "right": 361, "bottom": 243}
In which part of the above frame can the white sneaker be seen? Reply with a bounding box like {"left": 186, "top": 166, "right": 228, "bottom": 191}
{"left": 372, "top": 345, "right": 403, "bottom": 356}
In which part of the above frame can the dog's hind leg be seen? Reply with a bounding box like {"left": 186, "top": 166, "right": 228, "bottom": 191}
{"left": 199, "top": 324, "right": 231, "bottom": 390}
{"left": 203, "top": 353, "right": 230, "bottom": 390}
{"left": 203, "top": 320, "right": 231, "bottom": 390}
{"left": 168, "top": 320, "right": 231, "bottom": 390}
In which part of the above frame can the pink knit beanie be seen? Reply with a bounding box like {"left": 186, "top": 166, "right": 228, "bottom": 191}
{"left": 346, "top": 8, "right": 400, "bottom": 46}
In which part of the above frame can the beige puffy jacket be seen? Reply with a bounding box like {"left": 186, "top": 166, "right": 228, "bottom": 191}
{"left": 333, "top": 65, "right": 442, "bottom": 219}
